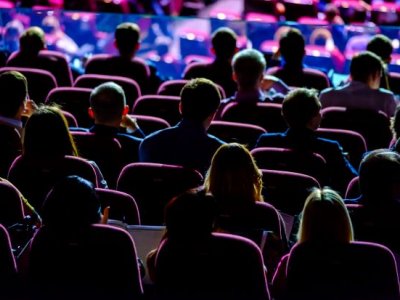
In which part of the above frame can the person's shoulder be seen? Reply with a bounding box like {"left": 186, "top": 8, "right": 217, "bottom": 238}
{"left": 376, "top": 87, "right": 395, "bottom": 98}
{"left": 206, "top": 132, "right": 226, "bottom": 146}
{"left": 258, "top": 132, "right": 286, "bottom": 140}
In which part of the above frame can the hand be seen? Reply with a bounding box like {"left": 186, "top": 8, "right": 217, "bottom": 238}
{"left": 101, "top": 206, "right": 110, "bottom": 224}
{"left": 261, "top": 75, "right": 280, "bottom": 91}
{"left": 22, "top": 99, "right": 38, "bottom": 117}
{"left": 120, "top": 115, "right": 140, "bottom": 133}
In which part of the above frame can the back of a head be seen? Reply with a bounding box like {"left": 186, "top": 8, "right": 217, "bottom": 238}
{"left": 165, "top": 189, "right": 216, "bottom": 239}
{"left": 0, "top": 71, "right": 27, "bottom": 118}
{"left": 366, "top": 34, "right": 393, "bottom": 63}
{"left": 211, "top": 27, "right": 237, "bottom": 60}
{"left": 23, "top": 105, "right": 78, "bottom": 159}
{"left": 232, "top": 49, "right": 266, "bottom": 90}
{"left": 350, "top": 51, "right": 383, "bottom": 83}
{"left": 298, "top": 187, "right": 354, "bottom": 244}
{"left": 279, "top": 28, "right": 305, "bottom": 66}
{"left": 359, "top": 149, "right": 400, "bottom": 206}
{"left": 282, "top": 88, "right": 321, "bottom": 129}
{"left": 180, "top": 78, "right": 221, "bottom": 122}
{"left": 90, "top": 82, "right": 126, "bottom": 124}
{"left": 115, "top": 22, "right": 140, "bottom": 57}
{"left": 19, "top": 26, "right": 45, "bottom": 55}
{"left": 205, "top": 143, "right": 263, "bottom": 205}
{"left": 41, "top": 175, "right": 101, "bottom": 229}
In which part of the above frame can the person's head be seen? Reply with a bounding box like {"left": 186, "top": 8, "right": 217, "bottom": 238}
{"left": 359, "top": 149, "right": 400, "bottom": 206}
{"left": 232, "top": 48, "right": 266, "bottom": 91}
{"left": 23, "top": 105, "right": 78, "bottom": 159}
{"left": 298, "top": 187, "right": 354, "bottom": 243}
{"left": 3, "top": 20, "right": 24, "bottom": 52}
{"left": 114, "top": 22, "right": 140, "bottom": 57}
{"left": 42, "top": 175, "right": 101, "bottom": 229}
{"left": 367, "top": 34, "right": 393, "bottom": 65}
{"left": 350, "top": 51, "right": 383, "bottom": 89}
{"left": 211, "top": 27, "right": 238, "bottom": 61}
{"left": 89, "top": 82, "right": 128, "bottom": 126}
{"left": 282, "top": 88, "right": 321, "bottom": 130}
{"left": 180, "top": 78, "right": 221, "bottom": 126}
{"left": 41, "top": 15, "right": 61, "bottom": 34}
{"left": 279, "top": 28, "right": 305, "bottom": 66}
{"left": 165, "top": 189, "right": 216, "bottom": 240}
{"left": 204, "top": 143, "right": 263, "bottom": 205}
{"left": 19, "top": 26, "right": 46, "bottom": 55}
{"left": 0, "top": 71, "right": 28, "bottom": 119}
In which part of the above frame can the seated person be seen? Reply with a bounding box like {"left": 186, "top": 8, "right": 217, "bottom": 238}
{"left": 256, "top": 88, "right": 357, "bottom": 194}
{"left": 139, "top": 78, "right": 225, "bottom": 175}
{"left": 85, "top": 22, "right": 162, "bottom": 94}
{"left": 320, "top": 51, "right": 397, "bottom": 117}
{"left": 183, "top": 27, "right": 238, "bottom": 98}
{"left": 268, "top": 28, "right": 330, "bottom": 91}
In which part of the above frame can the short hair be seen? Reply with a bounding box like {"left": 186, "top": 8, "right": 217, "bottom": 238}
{"left": 350, "top": 51, "right": 383, "bottom": 83}
{"left": 359, "top": 149, "right": 400, "bottom": 206}
{"left": 367, "top": 34, "right": 393, "bottom": 63}
{"left": 298, "top": 187, "right": 354, "bottom": 243}
{"left": 90, "top": 82, "right": 126, "bottom": 123}
{"left": 204, "top": 143, "right": 263, "bottom": 205}
{"left": 115, "top": 22, "right": 140, "bottom": 56}
{"left": 282, "top": 88, "right": 321, "bottom": 128}
{"left": 211, "top": 27, "right": 237, "bottom": 60}
{"left": 42, "top": 175, "right": 101, "bottom": 229}
{"left": 232, "top": 49, "right": 266, "bottom": 90}
{"left": 279, "top": 28, "right": 305, "bottom": 65}
{"left": 165, "top": 189, "right": 216, "bottom": 239}
{"left": 180, "top": 78, "right": 221, "bottom": 122}
{"left": 23, "top": 105, "right": 78, "bottom": 159}
{"left": 0, "top": 71, "right": 28, "bottom": 118}
{"left": 19, "top": 26, "right": 45, "bottom": 55}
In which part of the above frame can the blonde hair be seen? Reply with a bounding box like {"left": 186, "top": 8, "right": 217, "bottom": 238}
{"left": 297, "top": 187, "right": 354, "bottom": 243}
{"left": 204, "top": 143, "right": 263, "bottom": 205}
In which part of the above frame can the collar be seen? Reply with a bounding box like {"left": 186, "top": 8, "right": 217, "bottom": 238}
{"left": 89, "top": 124, "right": 119, "bottom": 135}
{"left": 0, "top": 115, "right": 23, "bottom": 129}
{"left": 178, "top": 119, "right": 207, "bottom": 133}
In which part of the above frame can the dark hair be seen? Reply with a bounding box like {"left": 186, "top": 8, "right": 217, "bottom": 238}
{"left": 350, "top": 51, "right": 383, "bottom": 83}
{"left": 0, "top": 71, "right": 27, "bottom": 118}
{"left": 90, "top": 82, "right": 126, "bottom": 123}
{"left": 232, "top": 49, "right": 266, "bottom": 90}
{"left": 282, "top": 88, "right": 321, "bottom": 128}
{"left": 42, "top": 175, "right": 101, "bottom": 228}
{"left": 115, "top": 22, "right": 140, "bottom": 57}
{"left": 366, "top": 34, "right": 393, "bottom": 63}
{"left": 165, "top": 189, "right": 216, "bottom": 239}
{"left": 279, "top": 28, "right": 305, "bottom": 66}
{"left": 19, "top": 26, "right": 45, "bottom": 55}
{"left": 180, "top": 78, "right": 221, "bottom": 122}
{"left": 211, "top": 27, "right": 237, "bottom": 60}
{"left": 23, "top": 105, "right": 78, "bottom": 159}
{"left": 359, "top": 149, "right": 400, "bottom": 206}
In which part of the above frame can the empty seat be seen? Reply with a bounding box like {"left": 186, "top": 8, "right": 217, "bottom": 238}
{"left": 130, "top": 114, "right": 170, "bottom": 136}
{"left": 209, "top": 121, "right": 266, "bottom": 149}
{"left": 46, "top": 87, "right": 93, "bottom": 128}
{"left": 117, "top": 162, "right": 203, "bottom": 225}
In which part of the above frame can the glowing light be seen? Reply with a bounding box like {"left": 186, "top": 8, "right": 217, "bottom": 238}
{"left": 216, "top": 13, "right": 226, "bottom": 20}
{"left": 392, "top": 39, "right": 399, "bottom": 49}
{"left": 186, "top": 33, "right": 195, "bottom": 40}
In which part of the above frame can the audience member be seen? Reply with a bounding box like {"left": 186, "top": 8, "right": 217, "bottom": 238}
{"left": 139, "top": 78, "right": 225, "bottom": 175}
{"left": 0, "top": 71, "right": 35, "bottom": 177}
{"left": 85, "top": 22, "right": 161, "bottom": 94}
{"left": 8, "top": 105, "right": 107, "bottom": 211}
{"left": 256, "top": 88, "right": 357, "bottom": 193}
{"left": 0, "top": 20, "right": 24, "bottom": 65}
{"left": 148, "top": 189, "right": 270, "bottom": 300}
{"left": 320, "top": 51, "right": 397, "bottom": 116}
{"left": 204, "top": 143, "right": 287, "bottom": 276}
{"left": 217, "top": 48, "right": 289, "bottom": 115}
{"left": 6, "top": 26, "right": 72, "bottom": 86}
{"left": 347, "top": 149, "right": 400, "bottom": 253}
{"left": 183, "top": 27, "right": 238, "bottom": 97}
{"left": 269, "top": 28, "right": 330, "bottom": 91}
{"left": 88, "top": 81, "right": 144, "bottom": 158}
{"left": 391, "top": 106, "right": 400, "bottom": 146}
{"left": 272, "top": 188, "right": 354, "bottom": 299}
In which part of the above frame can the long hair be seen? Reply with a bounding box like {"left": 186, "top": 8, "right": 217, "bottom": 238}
{"left": 204, "top": 143, "right": 263, "bottom": 206}
{"left": 297, "top": 187, "right": 354, "bottom": 243}
{"left": 23, "top": 105, "right": 78, "bottom": 159}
